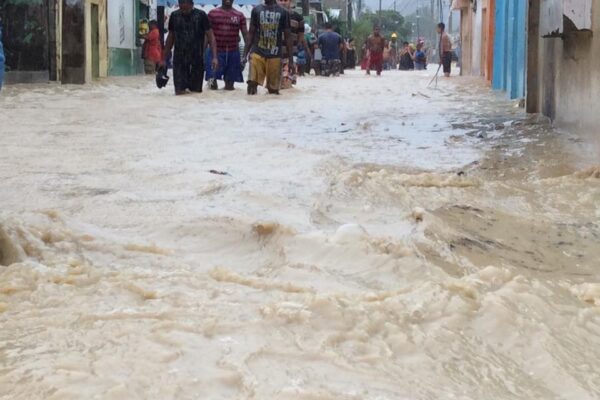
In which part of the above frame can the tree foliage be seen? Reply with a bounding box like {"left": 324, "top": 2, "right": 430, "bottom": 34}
{"left": 350, "top": 10, "right": 411, "bottom": 57}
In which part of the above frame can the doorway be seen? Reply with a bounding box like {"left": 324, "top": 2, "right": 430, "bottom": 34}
{"left": 91, "top": 4, "right": 100, "bottom": 79}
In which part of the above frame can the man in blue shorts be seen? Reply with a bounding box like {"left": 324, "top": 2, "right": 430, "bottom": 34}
{"left": 205, "top": 0, "right": 248, "bottom": 90}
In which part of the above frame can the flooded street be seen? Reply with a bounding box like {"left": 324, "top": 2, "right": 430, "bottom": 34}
{"left": 1, "top": 70, "right": 599, "bottom": 399}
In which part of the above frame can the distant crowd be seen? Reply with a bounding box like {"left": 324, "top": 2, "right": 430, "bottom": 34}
{"left": 142, "top": 0, "right": 453, "bottom": 95}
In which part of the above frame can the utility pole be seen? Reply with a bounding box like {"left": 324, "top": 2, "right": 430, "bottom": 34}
{"left": 357, "top": 0, "right": 362, "bottom": 18}
{"left": 448, "top": 1, "right": 453, "bottom": 32}
{"left": 416, "top": 0, "right": 420, "bottom": 40}
{"left": 416, "top": 6, "right": 420, "bottom": 40}
{"left": 301, "top": 0, "right": 309, "bottom": 16}
{"left": 378, "top": 0, "right": 382, "bottom": 21}
{"left": 347, "top": 0, "right": 353, "bottom": 32}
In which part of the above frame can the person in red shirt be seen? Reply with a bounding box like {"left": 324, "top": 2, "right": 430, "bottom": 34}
{"left": 205, "top": 0, "right": 248, "bottom": 90}
{"left": 143, "top": 20, "right": 162, "bottom": 73}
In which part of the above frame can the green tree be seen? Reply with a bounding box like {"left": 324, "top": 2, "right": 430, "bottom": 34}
{"left": 324, "top": 9, "right": 348, "bottom": 38}
{"left": 351, "top": 10, "right": 410, "bottom": 57}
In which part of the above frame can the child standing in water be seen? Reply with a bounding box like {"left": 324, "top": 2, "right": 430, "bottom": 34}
{"left": 414, "top": 41, "right": 427, "bottom": 70}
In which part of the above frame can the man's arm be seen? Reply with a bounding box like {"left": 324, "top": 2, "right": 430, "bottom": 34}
{"left": 160, "top": 31, "right": 175, "bottom": 66}
{"left": 284, "top": 28, "right": 293, "bottom": 66}
{"left": 240, "top": 19, "right": 249, "bottom": 49}
{"left": 206, "top": 29, "right": 219, "bottom": 70}
{"left": 244, "top": 13, "right": 256, "bottom": 60}
{"left": 298, "top": 19, "right": 308, "bottom": 61}
{"left": 300, "top": 33, "right": 310, "bottom": 61}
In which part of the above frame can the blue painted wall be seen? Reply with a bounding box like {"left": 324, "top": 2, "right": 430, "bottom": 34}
{"left": 492, "top": 0, "right": 527, "bottom": 99}
{"left": 492, "top": 0, "right": 506, "bottom": 90}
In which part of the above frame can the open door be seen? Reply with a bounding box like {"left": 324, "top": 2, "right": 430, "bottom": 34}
{"left": 91, "top": 4, "right": 100, "bottom": 79}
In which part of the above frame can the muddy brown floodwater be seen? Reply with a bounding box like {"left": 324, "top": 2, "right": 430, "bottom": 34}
{"left": 1, "top": 70, "right": 599, "bottom": 400}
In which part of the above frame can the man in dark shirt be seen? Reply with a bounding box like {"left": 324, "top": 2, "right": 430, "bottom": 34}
{"left": 244, "top": 0, "right": 293, "bottom": 95}
{"left": 161, "top": 0, "right": 218, "bottom": 95}
{"left": 317, "top": 22, "right": 343, "bottom": 76}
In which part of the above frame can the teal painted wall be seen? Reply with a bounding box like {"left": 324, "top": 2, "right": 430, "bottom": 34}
{"left": 107, "top": 0, "right": 143, "bottom": 77}
{"left": 108, "top": 47, "right": 143, "bottom": 76}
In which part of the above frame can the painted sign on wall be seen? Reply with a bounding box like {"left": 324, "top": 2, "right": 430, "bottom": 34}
{"left": 108, "top": 0, "right": 134, "bottom": 49}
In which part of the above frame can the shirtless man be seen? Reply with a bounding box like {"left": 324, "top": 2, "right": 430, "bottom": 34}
{"left": 366, "top": 25, "right": 385, "bottom": 76}
{"left": 437, "top": 22, "right": 452, "bottom": 77}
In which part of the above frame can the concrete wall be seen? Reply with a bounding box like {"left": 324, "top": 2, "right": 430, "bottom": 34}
{"left": 62, "top": 0, "right": 86, "bottom": 84}
{"left": 107, "top": 0, "right": 142, "bottom": 76}
{"left": 459, "top": 6, "right": 473, "bottom": 75}
{"left": 531, "top": 0, "right": 598, "bottom": 132}
{"left": 85, "top": 0, "right": 109, "bottom": 81}
{"left": 471, "top": 1, "right": 483, "bottom": 76}
{"left": 485, "top": 0, "right": 495, "bottom": 81}
{"left": 455, "top": 0, "right": 494, "bottom": 80}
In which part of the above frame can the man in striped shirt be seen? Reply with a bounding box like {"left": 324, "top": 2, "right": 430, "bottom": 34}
{"left": 205, "top": 0, "right": 248, "bottom": 90}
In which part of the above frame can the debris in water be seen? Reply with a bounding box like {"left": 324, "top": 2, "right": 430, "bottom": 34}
{"left": 209, "top": 170, "right": 230, "bottom": 176}
{"left": 411, "top": 207, "right": 425, "bottom": 222}
{"left": 331, "top": 223, "right": 367, "bottom": 244}
{"left": 253, "top": 222, "right": 280, "bottom": 236}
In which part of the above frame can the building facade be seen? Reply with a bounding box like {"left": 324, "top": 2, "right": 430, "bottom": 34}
{"left": 1, "top": 0, "right": 148, "bottom": 84}
{"left": 107, "top": 0, "right": 143, "bottom": 76}
{"left": 62, "top": 0, "right": 110, "bottom": 83}
{"left": 454, "top": 0, "right": 526, "bottom": 99}
{"left": 455, "top": 0, "right": 597, "bottom": 130}
{"left": 527, "top": 0, "right": 596, "bottom": 132}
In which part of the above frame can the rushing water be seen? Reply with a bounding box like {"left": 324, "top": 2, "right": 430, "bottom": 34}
{"left": 1, "top": 71, "right": 599, "bottom": 399}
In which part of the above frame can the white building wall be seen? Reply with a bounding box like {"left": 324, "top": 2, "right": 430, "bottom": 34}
{"left": 471, "top": 2, "right": 482, "bottom": 76}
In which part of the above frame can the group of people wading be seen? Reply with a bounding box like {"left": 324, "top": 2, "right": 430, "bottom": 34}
{"left": 359, "top": 22, "right": 451, "bottom": 77}
{"left": 149, "top": 0, "right": 453, "bottom": 95}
